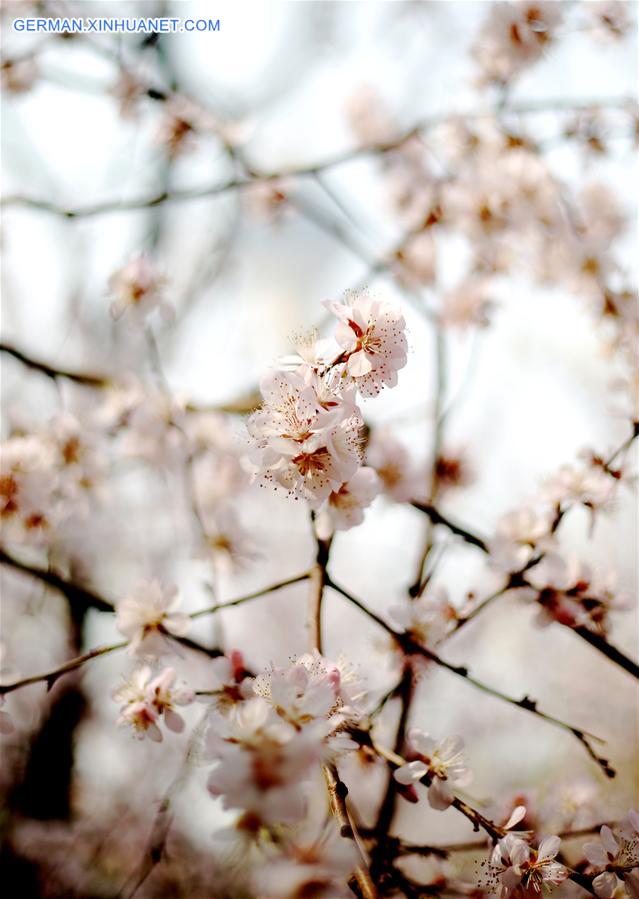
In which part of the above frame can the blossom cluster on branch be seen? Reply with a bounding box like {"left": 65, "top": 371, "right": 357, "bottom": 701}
{"left": 1, "top": 1, "right": 638, "bottom": 897}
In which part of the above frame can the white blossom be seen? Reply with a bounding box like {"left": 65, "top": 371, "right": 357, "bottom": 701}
{"left": 116, "top": 580, "right": 190, "bottom": 656}
{"left": 394, "top": 730, "right": 472, "bottom": 810}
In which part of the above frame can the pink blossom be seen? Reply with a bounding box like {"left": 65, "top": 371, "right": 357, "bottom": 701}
{"left": 252, "top": 821, "right": 358, "bottom": 898}
{"left": 206, "top": 697, "right": 319, "bottom": 828}
{"left": 394, "top": 730, "right": 472, "bottom": 810}
{"left": 324, "top": 292, "right": 408, "bottom": 397}
{"left": 489, "top": 834, "right": 568, "bottom": 898}
{"left": 116, "top": 580, "right": 190, "bottom": 656}
{"left": 248, "top": 370, "right": 363, "bottom": 506}
{"left": 365, "top": 430, "right": 418, "bottom": 502}
{"left": 108, "top": 255, "right": 170, "bottom": 323}
{"left": 315, "top": 466, "right": 380, "bottom": 538}
{"left": 390, "top": 586, "right": 458, "bottom": 649}
{"left": 526, "top": 553, "right": 628, "bottom": 635}
{"left": 113, "top": 666, "right": 194, "bottom": 740}
{"left": 112, "top": 667, "right": 162, "bottom": 742}
{"left": 254, "top": 652, "right": 365, "bottom": 732}
{"left": 584, "top": 817, "right": 639, "bottom": 899}
{"left": 203, "top": 651, "right": 254, "bottom": 712}
{"left": 488, "top": 506, "right": 555, "bottom": 573}
{"left": 472, "top": 2, "right": 563, "bottom": 86}
{"left": 440, "top": 278, "right": 493, "bottom": 330}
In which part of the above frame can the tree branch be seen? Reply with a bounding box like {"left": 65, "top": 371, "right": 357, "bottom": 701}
{"left": 1, "top": 342, "right": 109, "bottom": 386}
{"left": 323, "top": 763, "right": 378, "bottom": 899}
{"left": 327, "top": 577, "right": 614, "bottom": 776}
{"left": 410, "top": 502, "right": 488, "bottom": 552}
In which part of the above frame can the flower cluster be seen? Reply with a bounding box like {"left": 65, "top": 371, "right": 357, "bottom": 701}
{"left": 113, "top": 666, "right": 194, "bottom": 742}
{"left": 472, "top": 2, "right": 564, "bottom": 86}
{"left": 1, "top": 415, "right": 105, "bottom": 547}
{"left": 525, "top": 553, "right": 628, "bottom": 636}
{"left": 583, "top": 812, "right": 639, "bottom": 898}
{"left": 248, "top": 291, "right": 407, "bottom": 524}
{"left": 206, "top": 654, "right": 364, "bottom": 835}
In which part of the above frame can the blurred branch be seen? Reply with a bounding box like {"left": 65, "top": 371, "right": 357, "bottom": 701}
{"left": 410, "top": 502, "right": 488, "bottom": 551}
{"left": 0, "top": 642, "right": 127, "bottom": 696}
{"left": 0, "top": 339, "right": 258, "bottom": 413}
{"left": 572, "top": 627, "right": 639, "bottom": 680}
{"left": 190, "top": 572, "right": 310, "bottom": 618}
{"left": 4, "top": 97, "right": 633, "bottom": 219}
{"left": 409, "top": 325, "right": 448, "bottom": 596}
{"left": 0, "top": 548, "right": 223, "bottom": 667}
{"left": 0, "top": 548, "right": 115, "bottom": 613}
{"left": 0, "top": 342, "right": 109, "bottom": 386}
{"left": 116, "top": 713, "right": 207, "bottom": 899}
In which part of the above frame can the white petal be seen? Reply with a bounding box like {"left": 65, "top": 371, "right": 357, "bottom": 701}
{"left": 393, "top": 760, "right": 427, "bottom": 785}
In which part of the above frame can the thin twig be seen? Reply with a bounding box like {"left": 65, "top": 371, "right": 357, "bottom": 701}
{"left": 190, "top": 572, "right": 310, "bottom": 619}
{"left": 0, "top": 642, "right": 127, "bottom": 695}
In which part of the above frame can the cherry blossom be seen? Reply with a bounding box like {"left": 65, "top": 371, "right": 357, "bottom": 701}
{"left": 439, "top": 278, "right": 493, "bottom": 330}
{"left": 315, "top": 466, "right": 381, "bottom": 538}
{"left": 206, "top": 697, "right": 319, "bottom": 829}
{"left": 254, "top": 652, "right": 365, "bottom": 733}
{"left": 112, "top": 667, "right": 162, "bottom": 742}
{"left": 203, "top": 650, "right": 254, "bottom": 712}
{"left": 390, "top": 586, "right": 458, "bottom": 650}
{"left": 584, "top": 815, "right": 639, "bottom": 899}
{"left": 323, "top": 292, "right": 408, "bottom": 397}
{"left": 248, "top": 369, "right": 364, "bottom": 506}
{"left": 489, "top": 833, "right": 568, "bottom": 898}
{"left": 108, "top": 255, "right": 170, "bottom": 323}
{"left": 525, "top": 553, "right": 628, "bottom": 635}
{"left": 472, "top": 2, "right": 564, "bottom": 86}
{"left": 116, "top": 580, "right": 190, "bottom": 656}
{"left": 365, "top": 430, "right": 419, "bottom": 502}
{"left": 488, "top": 506, "right": 555, "bottom": 573}
{"left": 144, "top": 667, "right": 194, "bottom": 733}
{"left": 543, "top": 460, "right": 616, "bottom": 515}
{"left": 0, "top": 434, "right": 55, "bottom": 542}
{"left": 394, "top": 730, "right": 472, "bottom": 810}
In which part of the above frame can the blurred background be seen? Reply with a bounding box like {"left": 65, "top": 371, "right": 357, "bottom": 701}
{"left": 1, "top": 1, "right": 637, "bottom": 897}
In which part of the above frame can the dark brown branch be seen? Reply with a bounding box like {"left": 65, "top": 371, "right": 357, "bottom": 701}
{"left": 1, "top": 342, "right": 109, "bottom": 386}
{"left": 410, "top": 502, "right": 488, "bottom": 552}
{"left": 0, "top": 548, "right": 115, "bottom": 613}
{"left": 573, "top": 627, "right": 639, "bottom": 680}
